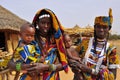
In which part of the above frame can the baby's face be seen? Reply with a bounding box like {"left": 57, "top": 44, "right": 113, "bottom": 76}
{"left": 64, "top": 35, "right": 72, "bottom": 48}
{"left": 20, "top": 27, "right": 35, "bottom": 44}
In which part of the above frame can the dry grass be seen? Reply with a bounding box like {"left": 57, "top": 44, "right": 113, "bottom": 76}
{"left": 109, "top": 40, "right": 120, "bottom": 56}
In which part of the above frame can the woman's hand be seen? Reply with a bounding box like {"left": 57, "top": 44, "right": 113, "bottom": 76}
{"left": 26, "top": 63, "right": 49, "bottom": 73}
{"left": 21, "top": 63, "right": 36, "bottom": 70}
{"left": 79, "top": 64, "right": 92, "bottom": 73}
{"left": 68, "top": 59, "right": 81, "bottom": 73}
{"left": 68, "top": 59, "right": 92, "bottom": 73}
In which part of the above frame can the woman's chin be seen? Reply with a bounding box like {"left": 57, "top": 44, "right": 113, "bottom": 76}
{"left": 44, "top": 30, "right": 49, "bottom": 33}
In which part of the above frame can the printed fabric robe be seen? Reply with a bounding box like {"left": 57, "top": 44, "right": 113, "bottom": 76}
{"left": 75, "top": 37, "right": 120, "bottom": 80}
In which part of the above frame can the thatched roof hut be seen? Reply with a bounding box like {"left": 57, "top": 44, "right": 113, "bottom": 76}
{"left": 65, "top": 25, "right": 94, "bottom": 37}
{"left": 0, "top": 5, "right": 27, "bottom": 53}
{"left": 0, "top": 5, "right": 26, "bottom": 32}
{"left": 64, "top": 25, "right": 94, "bottom": 45}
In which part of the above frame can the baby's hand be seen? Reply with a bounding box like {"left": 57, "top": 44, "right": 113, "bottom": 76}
{"left": 78, "top": 58, "right": 82, "bottom": 63}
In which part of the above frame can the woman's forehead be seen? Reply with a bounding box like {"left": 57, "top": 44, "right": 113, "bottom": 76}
{"left": 95, "top": 24, "right": 109, "bottom": 28}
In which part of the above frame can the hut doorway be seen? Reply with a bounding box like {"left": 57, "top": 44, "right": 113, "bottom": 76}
{"left": 0, "top": 32, "right": 6, "bottom": 51}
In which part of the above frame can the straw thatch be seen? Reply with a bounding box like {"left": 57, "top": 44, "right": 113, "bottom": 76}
{"left": 0, "top": 5, "right": 27, "bottom": 32}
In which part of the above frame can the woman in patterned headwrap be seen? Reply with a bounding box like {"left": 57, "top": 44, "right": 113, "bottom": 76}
{"left": 8, "top": 8, "right": 68, "bottom": 80}
{"left": 69, "top": 8, "right": 120, "bottom": 80}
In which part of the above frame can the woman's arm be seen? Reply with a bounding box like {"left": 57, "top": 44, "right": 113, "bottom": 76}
{"left": 8, "top": 58, "right": 36, "bottom": 71}
{"left": 8, "top": 59, "right": 16, "bottom": 71}
{"left": 26, "top": 62, "right": 63, "bottom": 73}
{"left": 52, "top": 55, "right": 64, "bottom": 71}
{"left": 55, "top": 63, "right": 63, "bottom": 71}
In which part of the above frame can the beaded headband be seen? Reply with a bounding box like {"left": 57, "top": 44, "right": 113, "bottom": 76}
{"left": 39, "top": 14, "right": 50, "bottom": 19}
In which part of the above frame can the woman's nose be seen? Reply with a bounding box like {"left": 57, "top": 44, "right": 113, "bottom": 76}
{"left": 100, "top": 28, "right": 104, "bottom": 31}
{"left": 45, "top": 23, "right": 48, "bottom": 28}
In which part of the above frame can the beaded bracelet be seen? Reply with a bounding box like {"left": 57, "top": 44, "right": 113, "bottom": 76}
{"left": 49, "top": 64, "right": 57, "bottom": 71}
{"left": 16, "top": 62, "right": 21, "bottom": 71}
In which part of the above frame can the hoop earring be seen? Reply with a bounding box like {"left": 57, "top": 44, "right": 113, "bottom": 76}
{"left": 36, "top": 25, "right": 39, "bottom": 29}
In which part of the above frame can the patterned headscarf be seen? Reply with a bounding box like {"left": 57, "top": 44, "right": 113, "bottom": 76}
{"left": 94, "top": 8, "right": 113, "bottom": 30}
{"left": 32, "top": 8, "right": 68, "bottom": 72}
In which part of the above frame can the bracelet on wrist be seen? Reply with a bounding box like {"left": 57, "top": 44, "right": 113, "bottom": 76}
{"left": 49, "top": 64, "right": 57, "bottom": 71}
{"left": 16, "top": 62, "right": 21, "bottom": 71}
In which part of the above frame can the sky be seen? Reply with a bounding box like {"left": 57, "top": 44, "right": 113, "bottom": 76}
{"left": 0, "top": 0, "right": 120, "bottom": 34}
